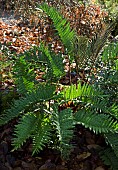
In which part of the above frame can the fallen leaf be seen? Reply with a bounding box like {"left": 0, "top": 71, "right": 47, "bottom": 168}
{"left": 39, "top": 160, "right": 56, "bottom": 170}
{"left": 95, "top": 166, "right": 105, "bottom": 170}
{"left": 77, "top": 152, "right": 91, "bottom": 161}
{"left": 87, "top": 144, "right": 102, "bottom": 150}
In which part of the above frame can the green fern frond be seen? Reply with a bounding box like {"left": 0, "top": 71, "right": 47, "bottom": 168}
{"left": 52, "top": 106, "right": 74, "bottom": 159}
{"left": 13, "top": 56, "right": 36, "bottom": 94}
{"left": 110, "top": 104, "right": 118, "bottom": 120}
{"left": 16, "top": 77, "right": 35, "bottom": 95}
{"left": 100, "top": 148, "right": 118, "bottom": 170}
{"left": 104, "top": 133, "right": 118, "bottom": 157}
{"left": 32, "top": 118, "right": 51, "bottom": 155}
{"left": 39, "top": 43, "right": 64, "bottom": 78}
{"left": 74, "top": 109, "right": 117, "bottom": 134}
{"left": 61, "top": 83, "right": 99, "bottom": 100}
{"left": 0, "top": 84, "right": 56, "bottom": 126}
{"left": 73, "top": 35, "right": 89, "bottom": 67}
{"left": 12, "top": 112, "right": 37, "bottom": 150}
{"left": 14, "top": 44, "right": 64, "bottom": 83}
{"left": 39, "top": 3, "right": 76, "bottom": 54}
{"left": 90, "top": 96, "right": 110, "bottom": 113}
{"left": 61, "top": 83, "right": 111, "bottom": 113}
{"left": 87, "top": 21, "right": 117, "bottom": 62}
{"left": 73, "top": 20, "right": 117, "bottom": 68}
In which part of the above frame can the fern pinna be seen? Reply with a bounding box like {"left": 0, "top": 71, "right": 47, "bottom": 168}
{"left": 100, "top": 148, "right": 118, "bottom": 170}
{"left": 51, "top": 105, "right": 75, "bottom": 159}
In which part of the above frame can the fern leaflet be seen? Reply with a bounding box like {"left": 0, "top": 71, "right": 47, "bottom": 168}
{"left": 13, "top": 55, "right": 36, "bottom": 94}
{"left": 12, "top": 112, "right": 37, "bottom": 150}
{"left": 39, "top": 43, "right": 64, "bottom": 77}
{"left": 0, "top": 84, "right": 56, "bottom": 125}
{"left": 61, "top": 83, "right": 95, "bottom": 100}
{"left": 105, "top": 133, "right": 118, "bottom": 157}
{"left": 32, "top": 118, "right": 51, "bottom": 155}
{"left": 100, "top": 148, "right": 118, "bottom": 170}
{"left": 52, "top": 106, "right": 74, "bottom": 159}
{"left": 74, "top": 109, "right": 117, "bottom": 134}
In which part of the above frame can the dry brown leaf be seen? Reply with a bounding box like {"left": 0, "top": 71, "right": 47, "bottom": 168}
{"left": 77, "top": 152, "right": 91, "bottom": 161}
{"left": 95, "top": 166, "right": 105, "bottom": 170}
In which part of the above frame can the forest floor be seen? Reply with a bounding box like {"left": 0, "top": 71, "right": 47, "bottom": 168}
{"left": 0, "top": 9, "right": 112, "bottom": 170}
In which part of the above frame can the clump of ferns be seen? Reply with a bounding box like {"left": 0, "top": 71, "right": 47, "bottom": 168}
{"left": 1, "top": 58, "right": 118, "bottom": 160}
{"left": 0, "top": 3, "right": 118, "bottom": 163}
{"left": 0, "top": 67, "right": 118, "bottom": 161}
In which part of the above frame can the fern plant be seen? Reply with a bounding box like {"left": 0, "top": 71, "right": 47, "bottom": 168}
{"left": 0, "top": 3, "right": 118, "bottom": 166}
{"left": 0, "top": 41, "right": 74, "bottom": 159}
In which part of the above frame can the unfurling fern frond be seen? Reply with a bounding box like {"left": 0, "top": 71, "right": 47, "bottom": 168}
{"left": 12, "top": 112, "right": 37, "bottom": 150}
{"left": 32, "top": 118, "right": 51, "bottom": 155}
{"left": 0, "top": 84, "right": 56, "bottom": 126}
{"left": 74, "top": 109, "right": 117, "bottom": 134}
{"left": 52, "top": 106, "right": 75, "bottom": 159}
{"left": 39, "top": 3, "right": 76, "bottom": 54}
{"left": 104, "top": 133, "right": 118, "bottom": 157}
{"left": 100, "top": 148, "right": 118, "bottom": 170}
